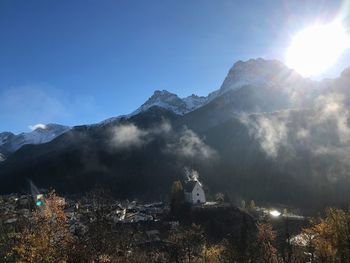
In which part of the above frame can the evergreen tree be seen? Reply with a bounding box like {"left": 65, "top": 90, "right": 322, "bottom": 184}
{"left": 170, "top": 180, "right": 185, "bottom": 216}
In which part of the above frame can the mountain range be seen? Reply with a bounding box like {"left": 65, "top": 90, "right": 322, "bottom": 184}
{"left": 0, "top": 58, "right": 316, "bottom": 155}
{"left": 1, "top": 58, "right": 350, "bottom": 211}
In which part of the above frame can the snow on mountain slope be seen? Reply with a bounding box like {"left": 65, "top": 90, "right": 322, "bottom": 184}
{"left": 94, "top": 59, "right": 315, "bottom": 126}
{"left": 131, "top": 59, "right": 301, "bottom": 115}
{"left": 182, "top": 94, "right": 207, "bottom": 111}
{"left": 97, "top": 92, "right": 207, "bottom": 126}
{"left": 1, "top": 58, "right": 328, "bottom": 154}
{"left": 0, "top": 124, "right": 70, "bottom": 153}
{"left": 218, "top": 58, "right": 303, "bottom": 95}
{"left": 0, "top": 132, "right": 14, "bottom": 146}
{"left": 129, "top": 59, "right": 297, "bottom": 116}
{"left": 130, "top": 90, "right": 207, "bottom": 116}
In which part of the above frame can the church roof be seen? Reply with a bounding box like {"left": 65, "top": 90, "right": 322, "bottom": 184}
{"left": 184, "top": 180, "right": 200, "bottom": 192}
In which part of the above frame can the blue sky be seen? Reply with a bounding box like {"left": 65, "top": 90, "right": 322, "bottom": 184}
{"left": 0, "top": 0, "right": 349, "bottom": 133}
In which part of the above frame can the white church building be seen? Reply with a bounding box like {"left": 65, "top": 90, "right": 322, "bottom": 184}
{"left": 184, "top": 180, "right": 206, "bottom": 204}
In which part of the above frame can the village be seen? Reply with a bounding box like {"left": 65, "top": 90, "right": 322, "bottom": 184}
{"left": 0, "top": 178, "right": 204, "bottom": 227}
{"left": 0, "top": 177, "right": 308, "bottom": 247}
{"left": 3, "top": 176, "right": 348, "bottom": 262}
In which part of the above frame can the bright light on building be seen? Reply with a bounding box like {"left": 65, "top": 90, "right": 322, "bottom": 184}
{"left": 269, "top": 210, "right": 281, "bottom": 217}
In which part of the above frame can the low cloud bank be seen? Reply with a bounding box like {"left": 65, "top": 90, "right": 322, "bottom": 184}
{"left": 241, "top": 92, "right": 350, "bottom": 158}
{"left": 240, "top": 112, "right": 289, "bottom": 158}
{"left": 166, "top": 127, "right": 217, "bottom": 160}
{"left": 110, "top": 122, "right": 217, "bottom": 162}
{"left": 111, "top": 124, "right": 147, "bottom": 149}
{"left": 110, "top": 121, "right": 172, "bottom": 150}
{"left": 239, "top": 91, "right": 350, "bottom": 182}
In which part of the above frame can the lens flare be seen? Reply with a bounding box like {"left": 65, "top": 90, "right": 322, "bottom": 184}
{"left": 286, "top": 22, "right": 350, "bottom": 77}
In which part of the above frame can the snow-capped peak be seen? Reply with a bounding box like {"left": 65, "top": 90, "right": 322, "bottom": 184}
{"left": 100, "top": 59, "right": 304, "bottom": 123}
{"left": 182, "top": 94, "right": 207, "bottom": 111}
{"left": 0, "top": 124, "right": 70, "bottom": 153}
{"left": 22, "top": 124, "right": 70, "bottom": 145}
{"left": 97, "top": 91, "right": 207, "bottom": 126}
{"left": 218, "top": 58, "right": 302, "bottom": 95}
{"left": 130, "top": 90, "right": 207, "bottom": 116}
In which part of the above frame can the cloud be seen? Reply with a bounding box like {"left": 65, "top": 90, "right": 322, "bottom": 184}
{"left": 296, "top": 128, "right": 309, "bottom": 139}
{"left": 0, "top": 84, "right": 102, "bottom": 133}
{"left": 110, "top": 120, "right": 172, "bottom": 150}
{"left": 28, "top": 123, "right": 47, "bottom": 131}
{"left": 184, "top": 167, "right": 199, "bottom": 181}
{"left": 239, "top": 90, "right": 350, "bottom": 182}
{"left": 0, "top": 85, "right": 68, "bottom": 131}
{"left": 110, "top": 121, "right": 217, "bottom": 159}
{"left": 314, "top": 93, "right": 350, "bottom": 144}
{"left": 240, "top": 112, "right": 289, "bottom": 158}
{"left": 150, "top": 121, "right": 172, "bottom": 135}
{"left": 166, "top": 127, "right": 217, "bottom": 160}
{"left": 240, "top": 91, "right": 350, "bottom": 158}
{"left": 111, "top": 124, "right": 148, "bottom": 149}
{"left": 109, "top": 122, "right": 217, "bottom": 162}
{"left": 109, "top": 122, "right": 216, "bottom": 161}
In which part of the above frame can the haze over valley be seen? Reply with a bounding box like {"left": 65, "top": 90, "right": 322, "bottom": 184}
{"left": 2, "top": 58, "right": 350, "bottom": 211}
{"left": 2, "top": 1, "right": 350, "bottom": 262}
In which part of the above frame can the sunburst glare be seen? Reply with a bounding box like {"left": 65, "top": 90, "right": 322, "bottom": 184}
{"left": 286, "top": 21, "right": 350, "bottom": 77}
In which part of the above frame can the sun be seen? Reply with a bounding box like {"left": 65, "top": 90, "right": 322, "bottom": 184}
{"left": 286, "top": 22, "right": 350, "bottom": 77}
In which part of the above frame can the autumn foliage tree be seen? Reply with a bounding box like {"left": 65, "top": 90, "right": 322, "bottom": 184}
{"left": 167, "top": 224, "right": 205, "bottom": 263}
{"left": 301, "top": 208, "right": 350, "bottom": 262}
{"left": 223, "top": 218, "right": 279, "bottom": 263}
{"left": 202, "top": 244, "right": 225, "bottom": 263}
{"left": 253, "top": 223, "right": 278, "bottom": 263}
{"left": 11, "top": 191, "right": 74, "bottom": 263}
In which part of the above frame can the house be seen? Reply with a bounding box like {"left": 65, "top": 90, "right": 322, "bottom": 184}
{"left": 123, "top": 212, "right": 153, "bottom": 223}
{"left": 184, "top": 180, "right": 206, "bottom": 204}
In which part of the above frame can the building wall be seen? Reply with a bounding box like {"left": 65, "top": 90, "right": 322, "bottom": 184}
{"left": 191, "top": 182, "right": 206, "bottom": 204}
